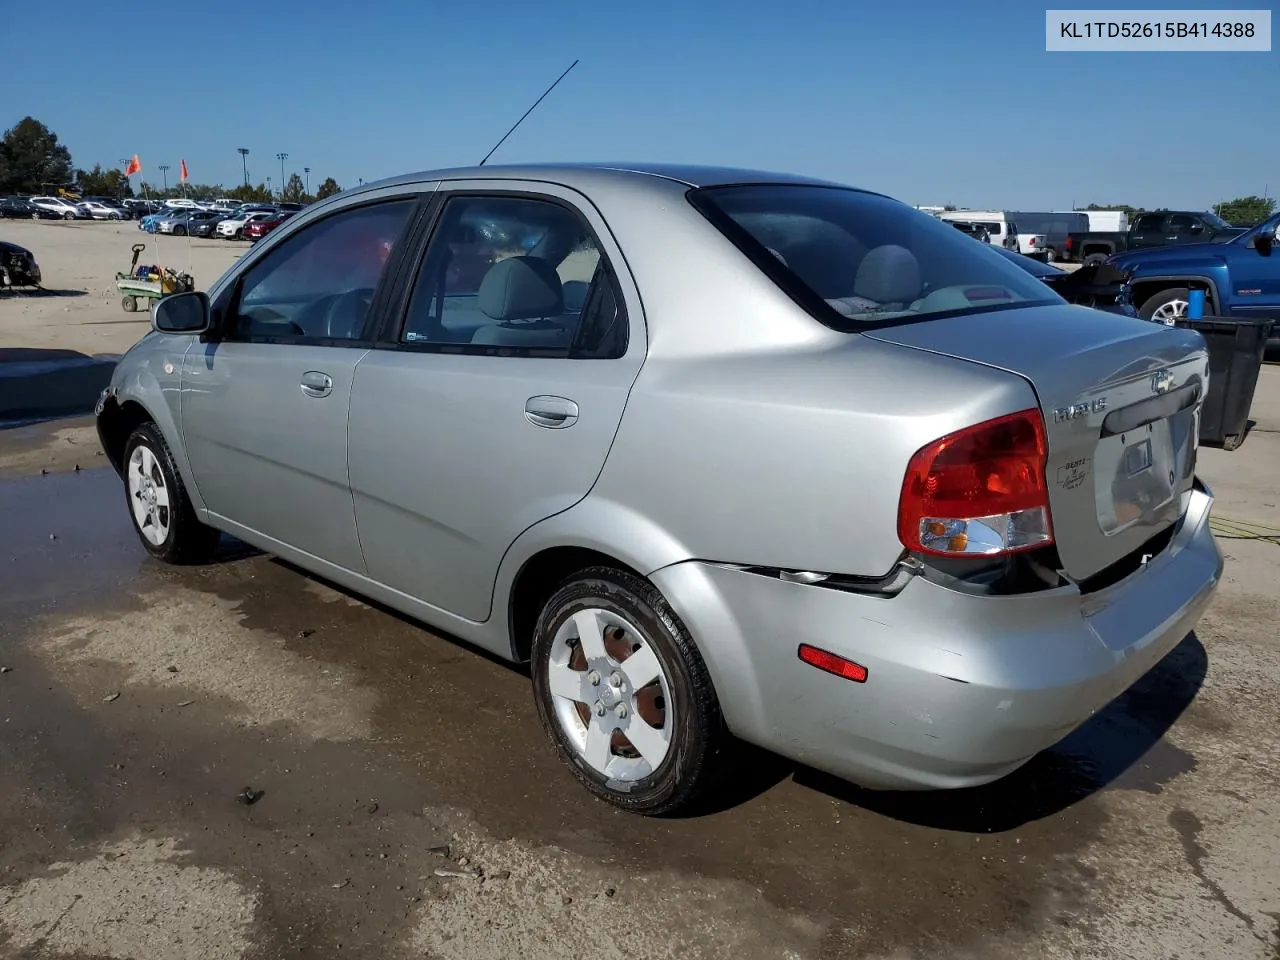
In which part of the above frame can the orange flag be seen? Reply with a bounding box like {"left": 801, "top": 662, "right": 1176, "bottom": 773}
{"left": 124, "top": 154, "right": 141, "bottom": 176}
{"left": 180, "top": 159, "right": 189, "bottom": 182}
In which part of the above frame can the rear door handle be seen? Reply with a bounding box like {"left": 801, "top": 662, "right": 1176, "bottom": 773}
{"left": 525, "top": 395, "right": 578, "bottom": 429}
{"left": 300, "top": 370, "right": 333, "bottom": 398}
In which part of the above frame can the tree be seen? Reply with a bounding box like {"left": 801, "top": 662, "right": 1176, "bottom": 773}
{"left": 75, "top": 163, "right": 133, "bottom": 198}
{"left": 1, "top": 116, "right": 73, "bottom": 194}
{"left": 281, "top": 172, "right": 307, "bottom": 203}
{"left": 1214, "top": 195, "right": 1275, "bottom": 226}
{"left": 315, "top": 176, "right": 341, "bottom": 200}
{"left": 223, "top": 182, "right": 274, "bottom": 203}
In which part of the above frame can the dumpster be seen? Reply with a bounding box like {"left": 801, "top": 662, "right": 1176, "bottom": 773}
{"left": 1174, "top": 316, "right": 1274, "bottom": 451}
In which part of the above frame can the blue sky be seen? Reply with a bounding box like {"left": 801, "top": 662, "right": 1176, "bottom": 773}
{"left": 8, "top": 0, "right": 1276, "bottom": 209}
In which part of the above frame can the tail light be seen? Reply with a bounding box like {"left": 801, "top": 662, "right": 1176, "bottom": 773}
{"left": 1029, "top": 237, "right": 1038, "bottom": 247}
{"left": 897, "top": 409, "right": 1053, "bottom": 558}
{"left": 1065, "top": 236, "right": 1074, "bottom": 251}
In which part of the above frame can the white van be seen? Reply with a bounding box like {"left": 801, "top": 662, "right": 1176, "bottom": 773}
{"left": 1054, "top": 209, "right": 1129, "bottom": 233}
{"left": 939, "top": 210, "right": 1013, "bottom": 249}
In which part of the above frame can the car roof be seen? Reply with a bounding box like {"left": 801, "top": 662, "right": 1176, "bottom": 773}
{"left": 345, "top": 162, "right": 864, "bottom": 196}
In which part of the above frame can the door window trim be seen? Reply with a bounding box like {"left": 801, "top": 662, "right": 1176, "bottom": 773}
{"left": 208, "top": 193, "right": 430, "bottom": 349}
{"left": 372, "top": 188, "right": 631, "bottom": 361}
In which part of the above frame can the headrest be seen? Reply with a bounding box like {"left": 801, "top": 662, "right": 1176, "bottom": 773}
{"left": 854, "top": 245, "right": 922, "bottom": 304}
{"left": 477, "top": 256, "right": 564, "bottom": 322}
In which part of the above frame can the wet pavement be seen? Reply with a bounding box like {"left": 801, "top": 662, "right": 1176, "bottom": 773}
{"left": 2, "top": 433, "right": 1278, "bottom": 959}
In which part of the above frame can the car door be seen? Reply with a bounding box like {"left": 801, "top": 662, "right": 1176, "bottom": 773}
{"left": 1228, "top": 220, "right": 1280, "bottom": 320}
{"left": 180, "top": 195, "right": 420, "bottom": 571}
{"left": 347, "top": 184, "right": 645, "bottom": 622}
{"left": 1165, "top": 213, "right": 1201, "bottom": 245}
{"left": 1128, "top": 213, "right": 1165, "bottom": 249}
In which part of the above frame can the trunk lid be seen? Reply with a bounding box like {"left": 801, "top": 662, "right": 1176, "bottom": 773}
{"left": 864, "top": 304, "right": 1209, "bottom": 582}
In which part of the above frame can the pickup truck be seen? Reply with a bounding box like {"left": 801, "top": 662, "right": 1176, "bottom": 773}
{"left": 1063, "top": 210, "right": 1245, "bottom": 266}
{"left": 1107, "top": 211, "right": 1280, "bottom": 351}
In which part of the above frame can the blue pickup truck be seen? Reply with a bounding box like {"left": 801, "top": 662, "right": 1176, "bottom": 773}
{"left": 1107, "top": 212, "right": 1280, "bottom": 350}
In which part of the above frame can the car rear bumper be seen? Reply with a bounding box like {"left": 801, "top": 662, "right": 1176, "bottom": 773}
{"left": 652, "top": 481, "right": 1222, "bottom": 791}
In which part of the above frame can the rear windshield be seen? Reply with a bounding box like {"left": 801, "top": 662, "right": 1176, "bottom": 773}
{"left": 690, "top": 184, "right": 1061, "bottom": 331}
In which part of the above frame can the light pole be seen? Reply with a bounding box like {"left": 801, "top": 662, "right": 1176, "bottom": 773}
{"left": 266, "top": 176, "right": 272, "bottom": 199}
{"left": 304, "top": 167, "right": 310, "bottom": 195}
{"left": 276, "top": 152, "right": 288, "bottom": 198}
{"left": 158, "top": 164, "right": 170, "bottom": 193}
{"left": 238, "top": 148, "right": 250, "bottom": 187}
{"left": 118, "top": 158, "right": 128, "bottom": 198}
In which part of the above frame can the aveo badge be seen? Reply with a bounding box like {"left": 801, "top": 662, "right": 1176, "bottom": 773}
{"left": 1052, "top": 398, "right": 1108, "bottom": 423}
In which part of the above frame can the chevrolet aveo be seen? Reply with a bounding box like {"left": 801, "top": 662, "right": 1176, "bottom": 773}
{"left": 96, "top": 164, "right": 1222, "bottom": 815}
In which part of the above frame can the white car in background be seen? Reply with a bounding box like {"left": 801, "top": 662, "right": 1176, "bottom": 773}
{"left": 29, "top": 196, "right": 83, "bottom": 220}
{"left": 216, "top": 210, "right": 274, "bottom": 239}
{"left": 77, "top": 200, "right": 125, "bottom": 221}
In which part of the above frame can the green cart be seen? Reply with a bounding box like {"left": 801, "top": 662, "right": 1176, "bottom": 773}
{"left": 115, "top": 243, "right": 195, "bottom": 312}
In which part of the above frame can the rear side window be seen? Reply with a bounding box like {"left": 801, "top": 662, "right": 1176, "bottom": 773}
{"left": 690, "top": 185, "right": 1060, "bottom": 330}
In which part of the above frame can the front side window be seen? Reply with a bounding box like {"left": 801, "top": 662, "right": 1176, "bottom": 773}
{"left": 399, "top": 194, "right": 625, "bottom": 356}
{"left": 691, "top": 185, "right": 1059, "bottom": 330}
{"left": 230, "top": 199, "right": 414, "bottom": 341}
{"left": 1134, "top": 214, "right": 1163, "bottom": 231}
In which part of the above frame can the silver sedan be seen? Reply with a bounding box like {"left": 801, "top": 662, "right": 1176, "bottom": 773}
{"left": 96, "top": 163, "right": 1222, "bottom": 815}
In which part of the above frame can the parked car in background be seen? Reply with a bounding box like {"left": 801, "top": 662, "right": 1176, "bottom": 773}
{"left": 993, "top": 246, "right": 1137, "bottom": 316}
{"left": 96, "top": 162, "right": 1222, "bottom": 816}
{"left": 1008, "top": 211, "right": 1089, "bottom": 263}
{"left": 77, "top": 200, "right": 126, "bottom": 220}
{"left": 1108, "top": 211, "right": 1280, "bottom": 348}
{"left": 188, "top": 213, "right": 232, "bottom": 238}
{"left": 243, "top": 211, "right": 294, "bottom": 241}
{"left": 950, "top": 221, "right": 991, "bottom": 244}
{"left": 29, "top": 196, "right": 83, "bottom": 220}
{"left": 159, "top": 210, "right": 223, "bottom": 235}
{"left": 216, "top": 210, "right": 275, "bottom": 239}
{"left": 1, "top": 197, "right": 59, "bottom": 219}
{"left": 1004, "top": 221, "right": 1049, "bottom": 259}
{"left": 1064, "top": 210, "right": 1245, "bottom": 266}
{"left": 0, "top": 240, "right": 42, "bottom": 288}
{"left": 939, "top": 210, "right": 1015, "bottom": 250}
{"left": 140, "top": 208, "right": 191, "bottom": 233}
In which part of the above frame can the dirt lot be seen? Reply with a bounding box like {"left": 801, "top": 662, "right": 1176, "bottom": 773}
{"left": 1, "top": 219, "right": 1278, "bottom": 960}
{"left": 0, "top": 219, "right": 244, "bottom": 356}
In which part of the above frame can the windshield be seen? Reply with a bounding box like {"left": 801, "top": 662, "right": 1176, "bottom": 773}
{"left": 1202, "top": 210, "right": 1234, "bottom": 230}
{"left": 690, "top": 184, "right": 1060, "bottom": 330}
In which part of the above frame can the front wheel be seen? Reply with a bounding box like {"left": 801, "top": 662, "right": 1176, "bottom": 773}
{"left": 122, "top": 423, "right": 221, "bottom": 564}
{"left": 531, "top": 567, "right": 726, "bottom": 816}
{"left": 63, "top": 212, "right": 74, "bottom": 220}
{"left": 1138, "top": 287, "right": 1190, "bottom": 325}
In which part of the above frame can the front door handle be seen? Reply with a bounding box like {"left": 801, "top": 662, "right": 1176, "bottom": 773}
{"left": 300, "top": 370, "right": 333, "bottom": 398}
{"left": 525, "top": 395, "right": 579, "bottom": 429}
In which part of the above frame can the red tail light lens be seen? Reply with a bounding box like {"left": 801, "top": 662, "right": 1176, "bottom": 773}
{"left": 897, "top": 409, "right": 1053, "bottom": 558}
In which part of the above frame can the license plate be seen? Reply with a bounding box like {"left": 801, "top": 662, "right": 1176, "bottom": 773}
{"left": 1122, "top": 438, "right": 1153, "bottom": 476}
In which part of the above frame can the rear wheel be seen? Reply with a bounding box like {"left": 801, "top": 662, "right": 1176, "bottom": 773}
{"left": 530, "top": 567, "right": 725, "bottom": 816}
{"left": 1044, "top": 247, "right": 1058, "bottom": 263}
{"left": 1139, "top": 287, "right": 1190, "bottom": 325}
{"left": 122, "top": 422, "right": 221, "bottom": 564}
{"left": 121, "top": 295, "right": 137, "bottom": 312}
{"left": 1082, "top": 253, "right": 1109, "bottom": 268}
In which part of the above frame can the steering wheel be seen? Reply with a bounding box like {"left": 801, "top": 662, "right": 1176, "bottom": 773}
{"left": 296, "top": 287, "right": 375, "bottom": 338}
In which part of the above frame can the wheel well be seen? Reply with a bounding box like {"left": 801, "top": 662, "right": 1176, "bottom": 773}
{"left": 508, "top": 547, "right": 644, "bottom": 662}
{"left": 98, "top": 398, "right": 154, "bottom": 474}
{"left": 1129, "top": 279, "right": 1211, "bottom": 313}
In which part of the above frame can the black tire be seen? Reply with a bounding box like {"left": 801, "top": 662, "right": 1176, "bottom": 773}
{"left": 174, "top": 226, "right": 187, "bottom": 236}
{"left": 1044, "top": 247, "right": 1058, "bottom": 263}
{"left": 1223, "top": 432, "right": 1244, "bottom": 452}
{"left": 1082, "top": 253, "right": 1109, "bottom": 268}
{"left": 1138, "top": 286, "right": 1190, "bottom": 323}
{"left": 531, "top": 566, "right": 726, "bottom": 816}
{"left": 63, "top": 212, "right": 74, "bottom": 220}
{"left": 122, "top": 422, "right": 221, "bottom": 564}
{"left": 122, "top": 295, "right": 137, "bottom": 312}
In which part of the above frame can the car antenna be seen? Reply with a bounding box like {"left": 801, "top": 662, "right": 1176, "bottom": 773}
{"left": 478, "top": 59, "right": 580, "bottom": 166}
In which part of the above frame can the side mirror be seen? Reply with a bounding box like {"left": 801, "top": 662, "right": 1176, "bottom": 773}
{"left": 152, "top": 290, "right": 210, "bottom": 334}
{"left": 1253, "top": 231, "right": 1274, "bottom": 256}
